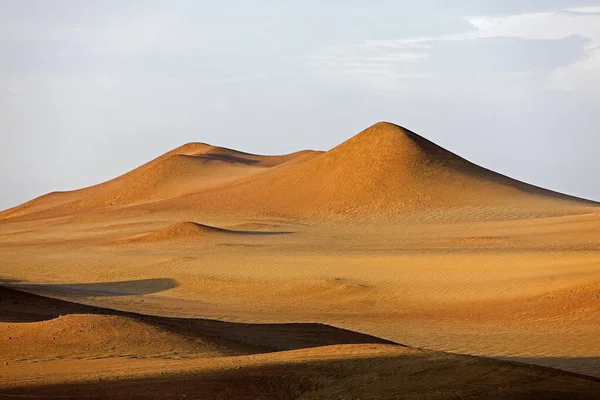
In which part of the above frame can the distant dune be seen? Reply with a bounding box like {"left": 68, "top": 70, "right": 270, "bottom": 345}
{"left": 1, "top": 122, "right": 596, "bottom": 222}
{"left": 171, "top": 122, "right": 598, "bottom": 219}
{"left": 0, "top": 143, "right": 320, "bottom": 220}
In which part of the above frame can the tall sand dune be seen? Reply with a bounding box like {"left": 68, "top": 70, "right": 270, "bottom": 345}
{"left": 172, "top": 122, "right": 597, "bottom": 219}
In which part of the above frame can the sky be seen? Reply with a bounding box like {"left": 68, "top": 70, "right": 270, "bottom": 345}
{"left": 1, "top": 0, "right": 600, "bottom": 210}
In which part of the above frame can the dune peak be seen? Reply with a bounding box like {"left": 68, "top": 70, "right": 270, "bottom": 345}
{"left": 333, "top": 121, "right": 446, "bottom": 162}
{"left": 168, "top": 142, "right": 215, "bottom": 156}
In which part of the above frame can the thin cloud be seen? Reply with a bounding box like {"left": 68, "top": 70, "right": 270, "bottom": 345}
{"left": 310, "top": 43, "right": 433, "bottom": 89}
{"left": 311, "top": 6, "right": 600, "bottom": 92}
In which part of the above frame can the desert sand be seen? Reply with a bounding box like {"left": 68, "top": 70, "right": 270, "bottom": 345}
{"left": 1, "top": 122, "right": 599, "bottom": 399}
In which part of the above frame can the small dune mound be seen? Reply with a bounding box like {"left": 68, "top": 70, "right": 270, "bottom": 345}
{"left": 128, "top": 222, "right": 237, "bottom": 243}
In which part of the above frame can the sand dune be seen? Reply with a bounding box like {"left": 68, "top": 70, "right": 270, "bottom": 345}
{"left": 4, "top": 122, "right": 595, "bottom": 223}
{"left": 147, "top": 122, "right": 598, "bottom": 220}
{"left": 0, "top": 143, "right": 319, "bottom": 221}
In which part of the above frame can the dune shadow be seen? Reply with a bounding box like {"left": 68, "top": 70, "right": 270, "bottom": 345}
{"left": 0, "top": 278, "right": 21, "bottom": 285}
{"left": 181, "top": 319, "right": 397, "bottom": 351}
{"left": 402, "top": 126, "right": 600, "bottom": 206}
{"left": 3, "top": 278, "right": 177, "bottom": 299}
{"left": 228, "top": 230, "right": 294, "bottom": 236}
{"left": 0, "top": 286, "right": 102, "bottom": 322}
{"left": 193, "top": 153, "right": 261, "bottom": 165}
{"left": 500, "top": 356, "right": 600, "bottom": 380}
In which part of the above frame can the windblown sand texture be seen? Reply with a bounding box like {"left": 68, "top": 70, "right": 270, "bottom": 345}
{"left": 1, "top": 122, "right": 599, "bottom": 399}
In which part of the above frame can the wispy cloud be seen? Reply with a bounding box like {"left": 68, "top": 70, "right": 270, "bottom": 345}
{"left": 311, "top": 6, "right": 600, "bottom": 93}
{"left": 310, "top": 43, "right": 433, "bottom": 90}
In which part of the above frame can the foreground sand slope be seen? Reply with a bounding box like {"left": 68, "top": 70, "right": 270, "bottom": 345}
{"left": 2, "top": 287, "right": 600, "bottom": 400}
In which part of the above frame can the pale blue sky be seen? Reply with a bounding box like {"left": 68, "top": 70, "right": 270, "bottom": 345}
{"left": 2, "top": 1, "right": 600, "bottom": 210}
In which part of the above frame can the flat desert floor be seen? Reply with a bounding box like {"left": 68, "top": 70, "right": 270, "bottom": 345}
{"left": 1, "top": 122, "right": 599, "bottom": 398}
